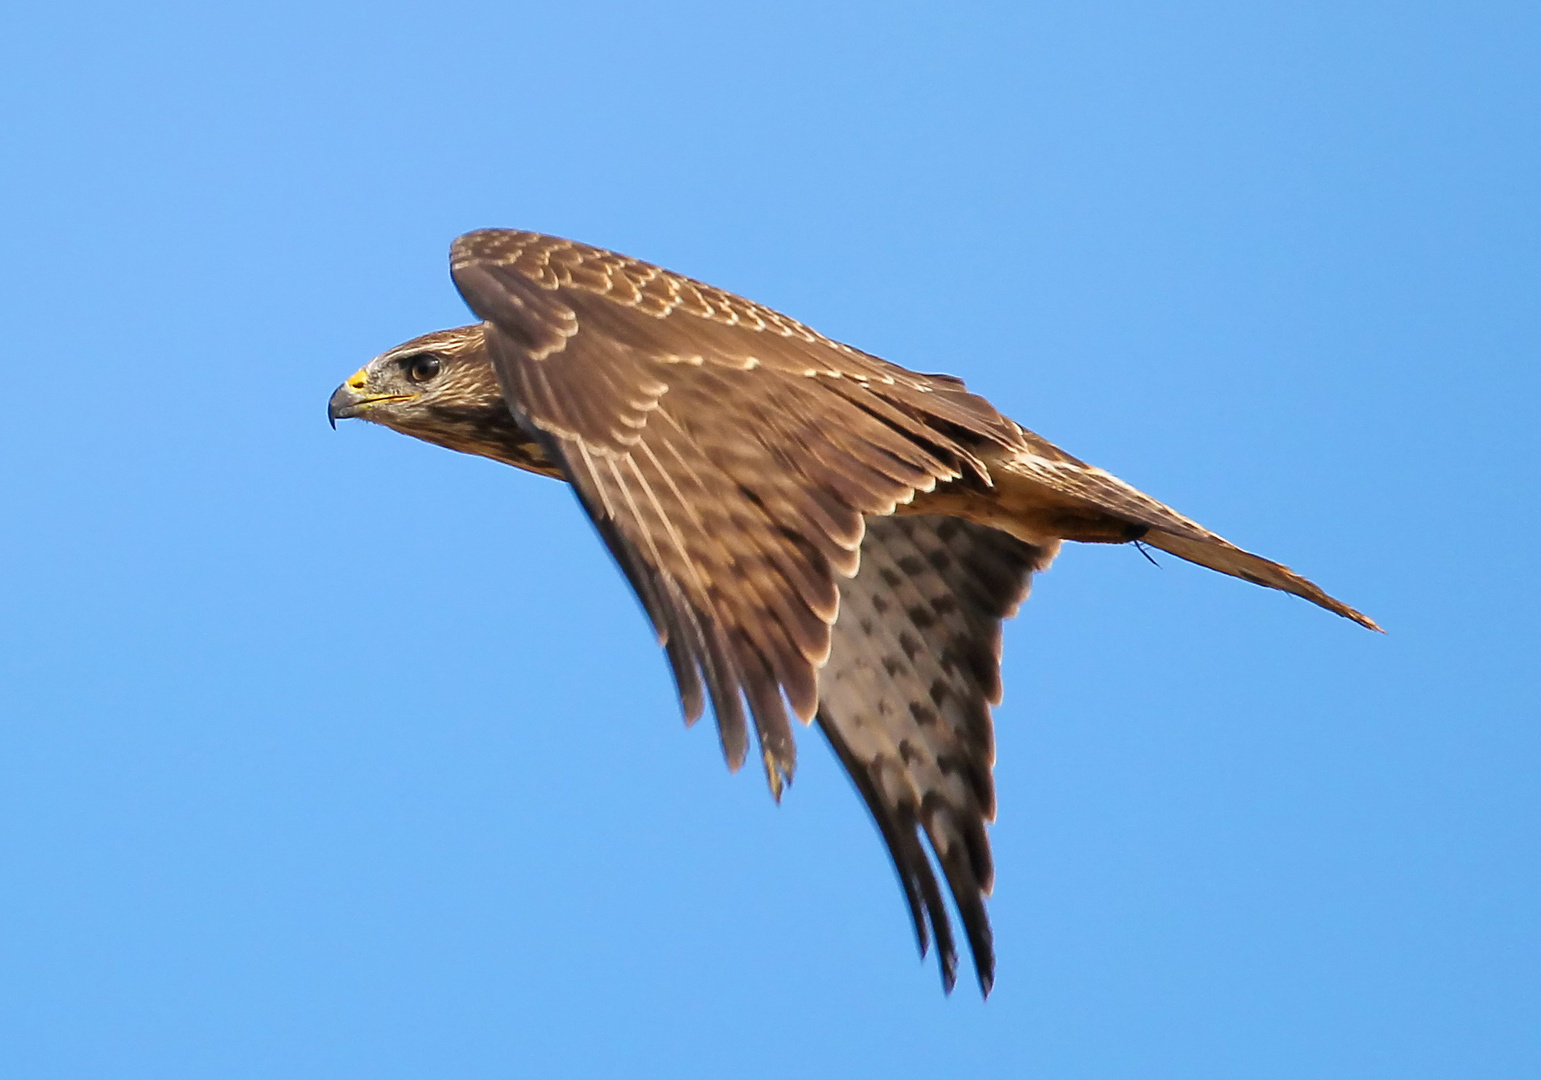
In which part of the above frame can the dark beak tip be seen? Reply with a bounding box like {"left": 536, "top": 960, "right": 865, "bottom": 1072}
{"left": 327, "top": 383, "right": 354, "bottom": 430}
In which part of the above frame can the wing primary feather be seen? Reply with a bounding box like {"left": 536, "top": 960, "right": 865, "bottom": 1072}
{"left": 817, "top": 717, "right": 961, "bottom": 992}
{"left": 922, "top": 805, "right": 995, "bottom": 996}
{"left": 817, "top": 716, "right": 927, "bottom": 951}
{"left": 659, "top": 601, "right": 706, "bottom": 723}
{"left": 562, "top": 478, "right": 706, "bottom": 723}
{"left": 605, "top": 456, "right": 674, "bottom": 582}
{"left": 735, "top": 633, "right": 797, "bottom": 799}
{"left": 700, "top": 623, "right": 750, "bottom": 770}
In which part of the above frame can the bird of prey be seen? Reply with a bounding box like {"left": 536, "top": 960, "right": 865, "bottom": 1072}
{"left": 328, "top": 229, "right": 1378, "bottom": 996}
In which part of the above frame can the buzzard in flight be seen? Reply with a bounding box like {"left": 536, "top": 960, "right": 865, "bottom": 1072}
{"left": 328, "top": 230, "right": 1377, "bottom": 995}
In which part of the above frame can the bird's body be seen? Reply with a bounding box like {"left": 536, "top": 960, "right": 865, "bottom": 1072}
{"left": 329, "top": 229, "right": 1377, "bottom": 995}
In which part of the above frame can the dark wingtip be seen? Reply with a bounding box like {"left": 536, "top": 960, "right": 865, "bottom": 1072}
{"left": 976, "top": 959, "right": 995, "bottom": 998}
{"left": 763, "top": 752, "right": 792, "bottom": 804}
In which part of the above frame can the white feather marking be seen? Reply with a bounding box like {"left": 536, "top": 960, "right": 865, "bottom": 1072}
{"left": 574, "top": 441, "right": 620, "bottom": 520}
{"left": 624, "top": 453, "right": 714, "bottom": 605}
{"left": 606, "top": 456, "right": 672, "bottom": 588}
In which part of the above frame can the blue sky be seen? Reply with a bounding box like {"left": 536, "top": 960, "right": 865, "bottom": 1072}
{"left": 1, "top": 2, "right": 1536, "bottom": 1077}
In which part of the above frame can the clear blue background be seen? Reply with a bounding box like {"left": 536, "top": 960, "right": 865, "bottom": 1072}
{"left": 1, "top": 2, "right": 1536, "bottom": 1077}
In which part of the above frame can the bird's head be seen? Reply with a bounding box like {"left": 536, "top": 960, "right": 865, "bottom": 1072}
{"left": 327, "top": 324, "right": 562, "bottom": 477}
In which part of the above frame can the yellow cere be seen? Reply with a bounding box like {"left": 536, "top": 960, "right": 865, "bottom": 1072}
{"left": 345, "top": 367, "right": 370, "bottom": 390}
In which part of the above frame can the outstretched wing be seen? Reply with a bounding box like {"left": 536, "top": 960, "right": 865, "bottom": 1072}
{"left": 449, "top": 229, "right": 1024, "bottom": 794}
{"left": 819, "top": 515, "right": 1050, "bottom": 995}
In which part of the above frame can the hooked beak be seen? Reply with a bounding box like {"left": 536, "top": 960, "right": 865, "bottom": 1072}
{"left": 327, "top": 368, "right": 414, "bottom": 429}
{"left": 327, "top": 383, "right": 359, "bottom": 429}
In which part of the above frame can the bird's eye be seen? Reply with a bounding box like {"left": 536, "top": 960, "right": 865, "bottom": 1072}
{"left": 406, "top": 355, "right": 442, "bottom": 383}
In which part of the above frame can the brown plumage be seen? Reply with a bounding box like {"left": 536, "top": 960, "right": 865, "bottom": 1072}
{"left": 328, "top": 229, "right": 1378, "bottom": 995}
